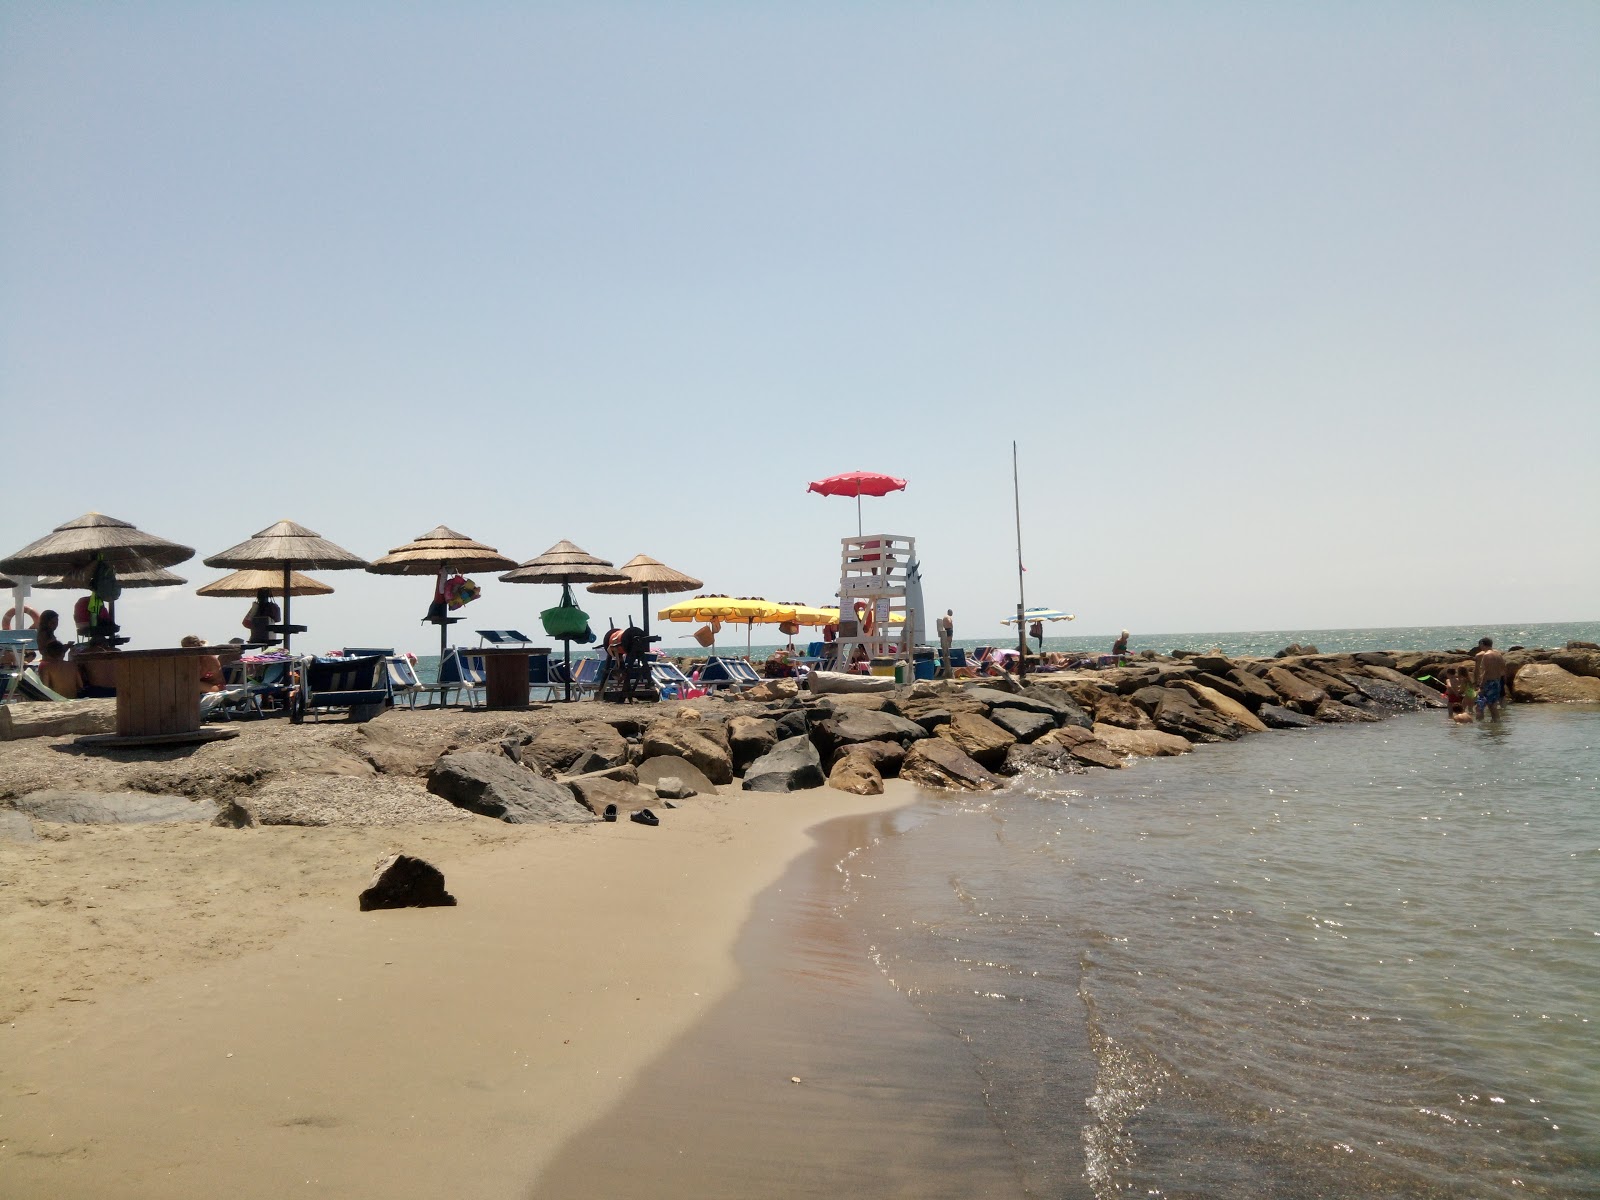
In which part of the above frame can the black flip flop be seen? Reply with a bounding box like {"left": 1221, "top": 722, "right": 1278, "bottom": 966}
{"left": 603, "top": 804, "right": 618, "bottom": 822}
{"left": 630, "top": 808, "right": 659, "bottom": 827}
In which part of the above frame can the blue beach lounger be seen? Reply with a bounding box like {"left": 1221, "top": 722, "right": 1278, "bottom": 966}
{"left": 436, "top": 648, "right": 487, "bottom": 708}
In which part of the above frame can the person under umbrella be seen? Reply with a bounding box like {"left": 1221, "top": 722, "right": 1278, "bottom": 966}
{"left": 0, "top": 512, "right": 194, "bottom": 648}
{"left": 203, "top": 521, "right": 368, "bottom": 652}
{"left": 195, "top": 570, "right": 334, "bottom": 645}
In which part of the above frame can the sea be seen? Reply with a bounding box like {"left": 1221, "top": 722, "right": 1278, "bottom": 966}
{"left": 533, "top": 621, "right": 1599, "bottom": 1198}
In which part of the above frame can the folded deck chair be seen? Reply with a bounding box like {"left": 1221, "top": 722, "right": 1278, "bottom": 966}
{"left": 569, "top": 655, "right": 603, "bottom": 699}
{"left": 295, "top": 655, "right": 389, "bottom": 723}
{"left": 436, "top": 648, "right": 487, "bottom": 709}
{"left": 477, "top": 630, "right": 534, "bottom": 647}
{"left": 650, "top": 659, "right": 703, "bottom": 700}
{"left": 385, "top": 655, "right": 444, "bottom": 708}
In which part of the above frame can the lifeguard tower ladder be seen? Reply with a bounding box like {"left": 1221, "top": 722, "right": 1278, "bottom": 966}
{"left": 830, "top": 534, "right": 918, "bottom": 671}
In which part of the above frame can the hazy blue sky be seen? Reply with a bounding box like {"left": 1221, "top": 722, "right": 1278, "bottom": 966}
{"left": 3, "top": 3, "right": 1596, "bottom": 654}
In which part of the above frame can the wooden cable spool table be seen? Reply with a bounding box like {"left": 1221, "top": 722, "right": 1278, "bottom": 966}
{"left": 75, "top": 645, "right": 241, "bottom": 749}
{"left": 474, "top": 646, "right": 549, "bottom": 709}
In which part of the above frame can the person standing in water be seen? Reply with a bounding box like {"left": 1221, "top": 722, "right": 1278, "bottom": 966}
{"left": 936, "top": 609, "right": 954, "bottom": 677}
{"left": 1473, "top": 637, "right": 1510, "bottom": 719}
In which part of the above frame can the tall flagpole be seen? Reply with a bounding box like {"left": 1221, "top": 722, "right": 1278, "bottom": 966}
{"left": 1013, "top": 441, "right": 1027, "bottom": 684}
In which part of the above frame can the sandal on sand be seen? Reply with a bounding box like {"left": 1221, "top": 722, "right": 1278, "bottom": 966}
{"left": 603, "top": 804, "right": 618, "bottom": 822}
{"left": 630, "top": 808, "right": 659, "bottom": 827}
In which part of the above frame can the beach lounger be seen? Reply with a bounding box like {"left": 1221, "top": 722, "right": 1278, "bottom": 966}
{"left": 696, "top": 656, "right": 760, "bottom": 690}
{"left": 436, "top": 648, "right": 487, "bottom": 709}
{"left": 385, "top": 655, "right": 443, "bottom": 708}
{"left": 570, "top": 656, "right": 603, "bottom": 699}
{"left": 295, "top": 655, "right": 389, "bottom": 722}
{"left": 477, "top": 630, "right": 534, "bottom": 647}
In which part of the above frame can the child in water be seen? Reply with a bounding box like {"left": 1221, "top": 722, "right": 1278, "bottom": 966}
{"left": 1442, "top": 666, "right": 1475, "bottom": 723}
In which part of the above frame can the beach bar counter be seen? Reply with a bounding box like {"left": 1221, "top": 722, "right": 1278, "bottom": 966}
{"left": 77, "top": 645, "right": 239, "bottom": 748}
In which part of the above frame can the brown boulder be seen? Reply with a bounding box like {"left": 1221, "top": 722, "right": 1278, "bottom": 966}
{"left": 1067, "top": 740, "right": 1125, "bottom": 770}
{"left": 641, "top": 719, "right": 733, "bottom": 784}
{"left": 1090, "top": 691, "right": 1154, "bottom": 729}
{"left": 1225, "top": 668, "right": 1281, "bottom": 709}
{"left": 827, "top": 756, "right": 884, "bottom": 796}
{"left": 935, "top": 711, "right": 1016, "bottom": 768}
{"left": 1002, "top": 742, "right": 1085, "bottom": 774}
{"left": 1549, "top": 649, "right": 1600, "bottom": 680}
{"left": 567, "top": 775, "right": 661, "bottom": 817}
{"left": 900, "top": 738, "right": 1003, "bottom": 792}
{"left": 826, "top": 738, "right": 906, "bottom": 777}
{"left": 1265, "top": 667, "right": 1326, "bottom": 711}
{"left": 1314, "top": 699, "right": 1382, "bottom": 723}
{"left": 1171, "top": 681, "right": 1268, "bottom": 733}
{"left": 726, "top": 715, "right": 779, "bottom": 771}
{"left": 1091, "top": 724, "right": 1193, "bottom": 757}
{"left": 1511, "top": 664, "right": 1600, "bottom": 703}
{"left": 525, "top": 720, "right": 630, "bottom": 775}
{"left": 0, "top": 697, "right": 116, "bottom": 741}
{"left": 636, "top": 754, "right": 717, "bottom": 796}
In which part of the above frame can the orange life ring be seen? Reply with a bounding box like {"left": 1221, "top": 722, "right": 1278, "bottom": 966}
{"left": 3, "top": 605, "right": 40, "bottom": 630}
{"left": 854, "top": 599, "right": 875, "bottom": 636}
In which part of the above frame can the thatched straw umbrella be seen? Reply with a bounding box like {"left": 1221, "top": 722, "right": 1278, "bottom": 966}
{"left": 36, "top": 566, "right": 187, "bottom": 590}
{"left": 203, "top": 521, "right": 368, "bottom": 651}
{"left": 0, "top": 513, "right": 195, "bottom": 644}
{"left": 366, "top": 526, "right": 517, "bottom": 661}
{"left": 500, "top": 540, "right": 625, "bottom": 701}
{"left": 196, "top": 570, "right": 334, "bottom": 645}
{"left": 586, "top": 555, "right": 703, "bottom": 642}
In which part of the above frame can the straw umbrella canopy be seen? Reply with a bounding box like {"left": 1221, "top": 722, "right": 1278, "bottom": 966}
{"left": 1, "top": 512, "right": 195, "bottom": 644}
{"left": 585, "top": 554, "right": 702, "bottom": 640}
{"left": 367, "top": 525, "right": 518, "bottom": 660}
{"left": 500, "top": 540, "right": 626, "bottom": 701}
{"left": 37, "top": 566, "right": 187, "bottom": 590}
{"left": 196, "top": 569, "right": 334, "bottom": 599}
{"left": 203, "top": 520, "right": 368, "bottom": 651}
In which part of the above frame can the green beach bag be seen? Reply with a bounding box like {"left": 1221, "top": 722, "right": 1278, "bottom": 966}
{"left": 540, "top": 583, "right": 590, "bottom": 640}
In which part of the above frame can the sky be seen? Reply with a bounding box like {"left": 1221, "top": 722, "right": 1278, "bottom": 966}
{"left": 3, "top": 3, "right": 1596, "bottom": 655}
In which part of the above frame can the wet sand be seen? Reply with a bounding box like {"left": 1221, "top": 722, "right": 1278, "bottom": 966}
{"left": 0, "top": 782, "right": 927, "bottom": 1198}
{"left": 533, "top": 801, "right": 1026, "bottom": 1199}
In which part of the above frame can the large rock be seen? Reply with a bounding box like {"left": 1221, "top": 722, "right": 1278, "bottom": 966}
{"left": 1511, "top": 664, "right": 1600, "bottom": 703}
{"left": 1037, "top": 723, "right": 1098, "bottom": 748}
{"left": 1190, "top": 655, "right": 1235, "bottom": 675}
{"left": 827, "top": 756, "right": 883, "bottom": 796}
{"left": 827, "top": 738, "right": 906, "bottom": 777}
{"left": 1090, "top": 691, "right": 1153, "bottom": 729}
{"left": 743, "top": 737, "right": 825, "bottom": 793}
{"left": 1225, "top": 669, "right": 1281, "bottom": 710}
{"left": 1258, "top": 703, "right": 1316, "bottom": 729}
{"left": 1068, "top": 741, "right": 1126, "bottom": 770}
{"left": 1341, "top": 674, "right": 1428, "bottom": 711}
{"left": 641, "top": 719, "right": 734, "bottom": 785}
{"left": 1314, "top": 699, "right": 1382, "bottom": 723}
{"left": 744, "top": 678, "right": 799, "bottom": 702}
{"left": 773, "top": 709, "right": 810, "bottom": 740}
{"left": 1264, "top": 667, "right": 1327, "bottom": 711}
{"left": 1190, "top": 672, "right": 1252, "bottom": 708}
{"left": 935, "top": 711, "right": 1016, "bottom": 768}
{"left": 0, "top": 698, "right": 117, "bottom": 741}
{"left": 358, "top": 854, "right": 457, "bottom": 911}
{"left": 965, "top": 686, "right": 1088, "bottom": 727}
{"left": 427, "top": 752, "right": 594, "bottom": 823}
{"left": 900, "top": 739, "right": 1003, "bottom": 792}
{"left": 1001, "top": 742, "right": 1085, "bottom": 775}
{"left": 1153, "top": 691, "right": 1239, "bottom": 743}
{"left": 726, "top": 716, "right": 779, "bottom": 772}
{"left": 1290, "top": 664, "right": 1361, "bottom": 702}
{"left": 636, "top": 754, "right": 717, "bottom": 797}
{"left": 0, "top": 810, "right": 38, "bottom": 841}
{"left": 10, "top": 790, "right": 220, "bottom": 824}
{"left": 1128, "top": 685, "right": 1171, "bottom": 715}
{"left": 1091, "top": 724, "right": 1193, "bottom": 757}
{"left": 524, "top": 720, "right": 630, "bottom": 775}
{"left": 807, "top": 670, "right": 895, "bottom": 695}
{"left": 1549, "top": 650, "right": 1600, "bottom": 680}
{"left": 823, "top": 693, "right": 904, "bottom": 714}
{"left": 987, "top": 706, "right": 1056, "bottom": 743}
{"left": 566, "top": 774, "right": 661, "bottom": 817}
{"left": 812, "top": 709, "right": 929, "bottom": 758}
{"left": 1360, "top": 664, "right": 1446, "bottom": 706}
{"left": 1171, "top": 681, "right": 1268, "bottom": 733}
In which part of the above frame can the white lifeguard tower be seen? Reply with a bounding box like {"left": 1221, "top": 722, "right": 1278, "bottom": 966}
{"left": 829, "top": 534, "right": 925, "bottom": 671}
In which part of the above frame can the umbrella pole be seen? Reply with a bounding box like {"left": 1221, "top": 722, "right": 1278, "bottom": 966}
{"left": 641, "top": 585, "right": 650, "bottom": 639}
{"left": 282, "top": 564, "right": 293, "bottom": 652}
{"left": 563, "top": 578, "right": 573, "bottom": 703}
{"left": 438, "top": 565, "right": 449, "bottom": 664}
{"left": 857, "top": 492, "right": 862, "bottom": 537}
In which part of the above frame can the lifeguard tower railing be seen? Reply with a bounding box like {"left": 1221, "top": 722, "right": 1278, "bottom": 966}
{"left": 831, "top": 534, "right": 916, "bottom": 670}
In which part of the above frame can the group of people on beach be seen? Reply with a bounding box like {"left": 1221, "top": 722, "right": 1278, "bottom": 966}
{"left": 1441, "top": 638, "right": 1511, "bottom": 723}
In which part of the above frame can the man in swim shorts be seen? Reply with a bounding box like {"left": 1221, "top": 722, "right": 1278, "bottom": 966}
{"left": 1473, "top": 637, "right": 1509, "bottom": 719}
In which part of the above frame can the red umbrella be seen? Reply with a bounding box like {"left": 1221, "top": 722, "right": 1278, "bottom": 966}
{"left": 807, "top": 470, "right": 908, "bottom": 535}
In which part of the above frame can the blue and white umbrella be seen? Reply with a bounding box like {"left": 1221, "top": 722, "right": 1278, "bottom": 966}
{"left": 1000, "top": 607, "right": 1074, "bottom": 626}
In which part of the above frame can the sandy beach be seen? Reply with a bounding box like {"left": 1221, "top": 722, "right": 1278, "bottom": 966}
{"left": 1, "top": 770, "right": 923, "bottom": 1198}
